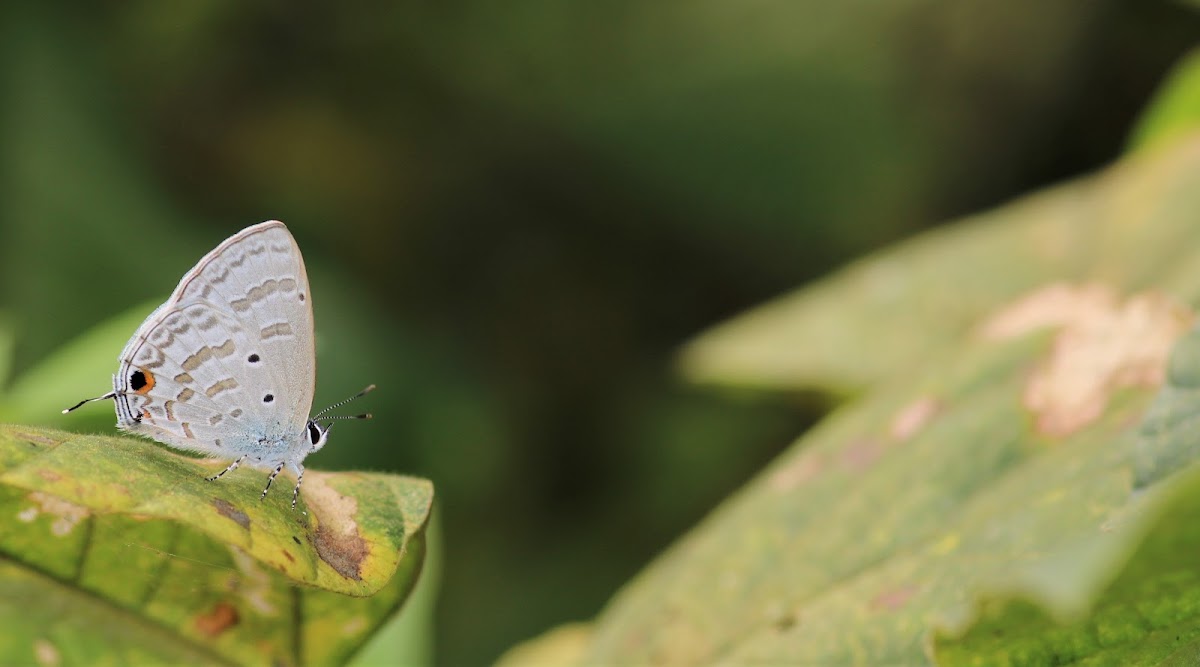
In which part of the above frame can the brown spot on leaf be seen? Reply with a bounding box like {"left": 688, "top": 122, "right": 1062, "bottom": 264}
{"left": 840, "top": 438, "right": 884, "bottom": 471}
{"left": 869, "top": 584, "right": 918, "bottom": 612}
{"left": 314, "top": 523, "right": 368, "bottom": 581}
{"left": 14, "top": 431, "right": 58, "bottom": 447}
{"left": 37, "top": 469, "right": 62, "bottom": 483}
{"left": 212, "top": 498, "right": 250, "bottom": 530}
{"left": 980, "top": 283, "right": 1193, "bottom": 437}
{"left": 773, "top": 612, "right": 797, "bottom": 632}
{"left": 888, "top": 396, "right": 942, "bottom": 442}
{"left": 769, "top": 455, "right": 824, "bottom": 493}
{"left": 282, "top": 550, "right": 295, "bottom": 563}
{"left": 305, "top": 474, "right": 368, "bottom": 580}
{"left": 194, "top": 602, "right": 239, "bottom": 637}
{"left": 763, "top": 601, "right": 799, "bottom": 632}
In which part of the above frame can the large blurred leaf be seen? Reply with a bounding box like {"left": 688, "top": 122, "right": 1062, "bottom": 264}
{"left": 0, "top": 425, "right": 433, "bottom": 665}
{"left": 495, "top": 622, "right": 591, "bottom": 667}
{"left": 931, "top": 470, "right": 1200, "bottom": 664}
{"left": 505, "top": 135, "right": 1200, "bottom": 664}
{"left": 933, "top": 324, "right": 1200, "bottom": 663}
{"left": 347, "top": 512, "right": 442, "bottom": 667}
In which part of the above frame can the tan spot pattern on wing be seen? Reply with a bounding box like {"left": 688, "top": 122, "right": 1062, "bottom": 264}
{"left": 181, "top": 339, "right": 236, "bottom": 371}
{"left": 205, "top": 378, "right": 239, "bottom": 398}
{"left": 231, "top": 278, "right": 283, "bottom": 313}
{"left": 260, "top": 322, "right": 293, "bottom": 339}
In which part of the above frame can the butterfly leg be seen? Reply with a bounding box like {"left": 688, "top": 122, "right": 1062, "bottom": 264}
{"left": 260, "top": 462, "right": 286, "bottom": 500}
{"left": 291, "top": 466, "right": 305, "bottom": 510}
{"left": 206, "top": 455, "right": 247, "bottom": 482}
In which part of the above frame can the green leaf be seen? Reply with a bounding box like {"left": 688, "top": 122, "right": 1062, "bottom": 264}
{"left": 540, "top": 136, "right": 1200, "bottom": 664}
{"left": 931, "top": 310, "right": 1200, "bottom": 662}
{"left": 1128, "top": 46, "right": 1200, "bottom": 154}
{"left": 932, "top": 469, "right": 1200, "bottom": 664}
{"left": 346, "top": 511, "right": 442, "bottom": 667}
{"left": 0, "top": 425, "right": 433, "bottom": 666}
{"left": 494, "top": 622, "right": 591, "bottom": 667}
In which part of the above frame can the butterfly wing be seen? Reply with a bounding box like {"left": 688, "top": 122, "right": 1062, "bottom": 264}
{"left": 114, "top": 221, "right": 316, "bottom": 459}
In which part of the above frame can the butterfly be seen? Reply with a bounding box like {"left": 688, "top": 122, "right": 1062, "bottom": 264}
{"left": 64, "top": 220, "right": 372, "bottom": 509}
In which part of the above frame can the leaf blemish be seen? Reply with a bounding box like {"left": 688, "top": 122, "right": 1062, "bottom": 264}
{"left": 888, "top": 396, "right": 941, "bottom": 442}
{"left": 194, "top": 601, "right": 239, "bottom": 638}
{"left": 764, "top": 601, "right": 798, "bottom": 632}
{"left": 769, "top": 455, "right": 824, "bottom": 493}
{"left": 772, "top": 612, "right": 797, "bottom": 632}
{"left": 305, "top": 475, "right": 369, "bottom": 580}
{"left": 840, "top": 438, "right": 884, "bottom": 472}
{"left": 212, "top": 498, "right": 250, "bottom": 530}
{"left": 24, "top": 492, "right": 88, "bottom": 536}
{"left": 37, "top": 469, "right": 62, "bottom": 483}
{"left": 342, "top": 616, "right": 368, "bottom": 636}
{"left": 33, "top": 639, "right": 60, "bottom": 667}
{"left": 869, "top": 584, "right": 918, "bottom": 613}
{"left": 14, "top": 430, "right": 58, "bottom": 447}
{"left": 230, "top": 549, "right": 279, "bottom": 615}
{"left": 315, "top": 523, "right": 368, "bottom": 580}
{"left": 981, "top": 283, "right": 1193, "bottom": 437}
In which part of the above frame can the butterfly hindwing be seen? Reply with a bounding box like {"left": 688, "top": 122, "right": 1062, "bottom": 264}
{"left": 118, "top": 302, "right": 254, "bottom": 456}
{"left": 114, "top": 221, "right": 316, "bottom": 461}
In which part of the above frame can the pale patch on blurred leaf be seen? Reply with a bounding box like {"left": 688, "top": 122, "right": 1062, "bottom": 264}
{"left": 981, "top": 284, "right": 1192, "bottom": 437}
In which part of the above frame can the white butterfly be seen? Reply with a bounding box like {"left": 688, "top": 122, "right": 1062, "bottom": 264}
{"left": 65, "top": 220, "right": 372, "bottom": 509}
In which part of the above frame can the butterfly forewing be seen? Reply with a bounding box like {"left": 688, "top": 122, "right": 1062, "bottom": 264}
{"left": 115, "top": 221, "right": 316, "bottom": 459}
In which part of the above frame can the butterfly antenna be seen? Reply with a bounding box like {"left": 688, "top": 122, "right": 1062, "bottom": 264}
{"left": 62, "top": 391, "right": 117, "bottom": 414}
{"left": 313, "top": 384, "right": 376, "bottom": 419}
{"left": 318, "top": 413, "right": 373, "bottom": 422}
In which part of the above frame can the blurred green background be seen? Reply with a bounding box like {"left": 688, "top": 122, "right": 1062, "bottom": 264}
{"left": 0, "top": 2, "right": 1197, "bottom": 665}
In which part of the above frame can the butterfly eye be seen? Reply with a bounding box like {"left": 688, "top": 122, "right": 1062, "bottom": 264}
{"left": 130, "top": 370, "right": 156, "bottom": 394}
{"left": 308, "top": 422, "right": 322, "bottom": 445}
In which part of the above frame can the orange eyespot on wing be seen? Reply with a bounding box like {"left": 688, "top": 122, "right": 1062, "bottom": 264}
{"left": 130, "top": 369, "right": 156, "bottom": 394}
